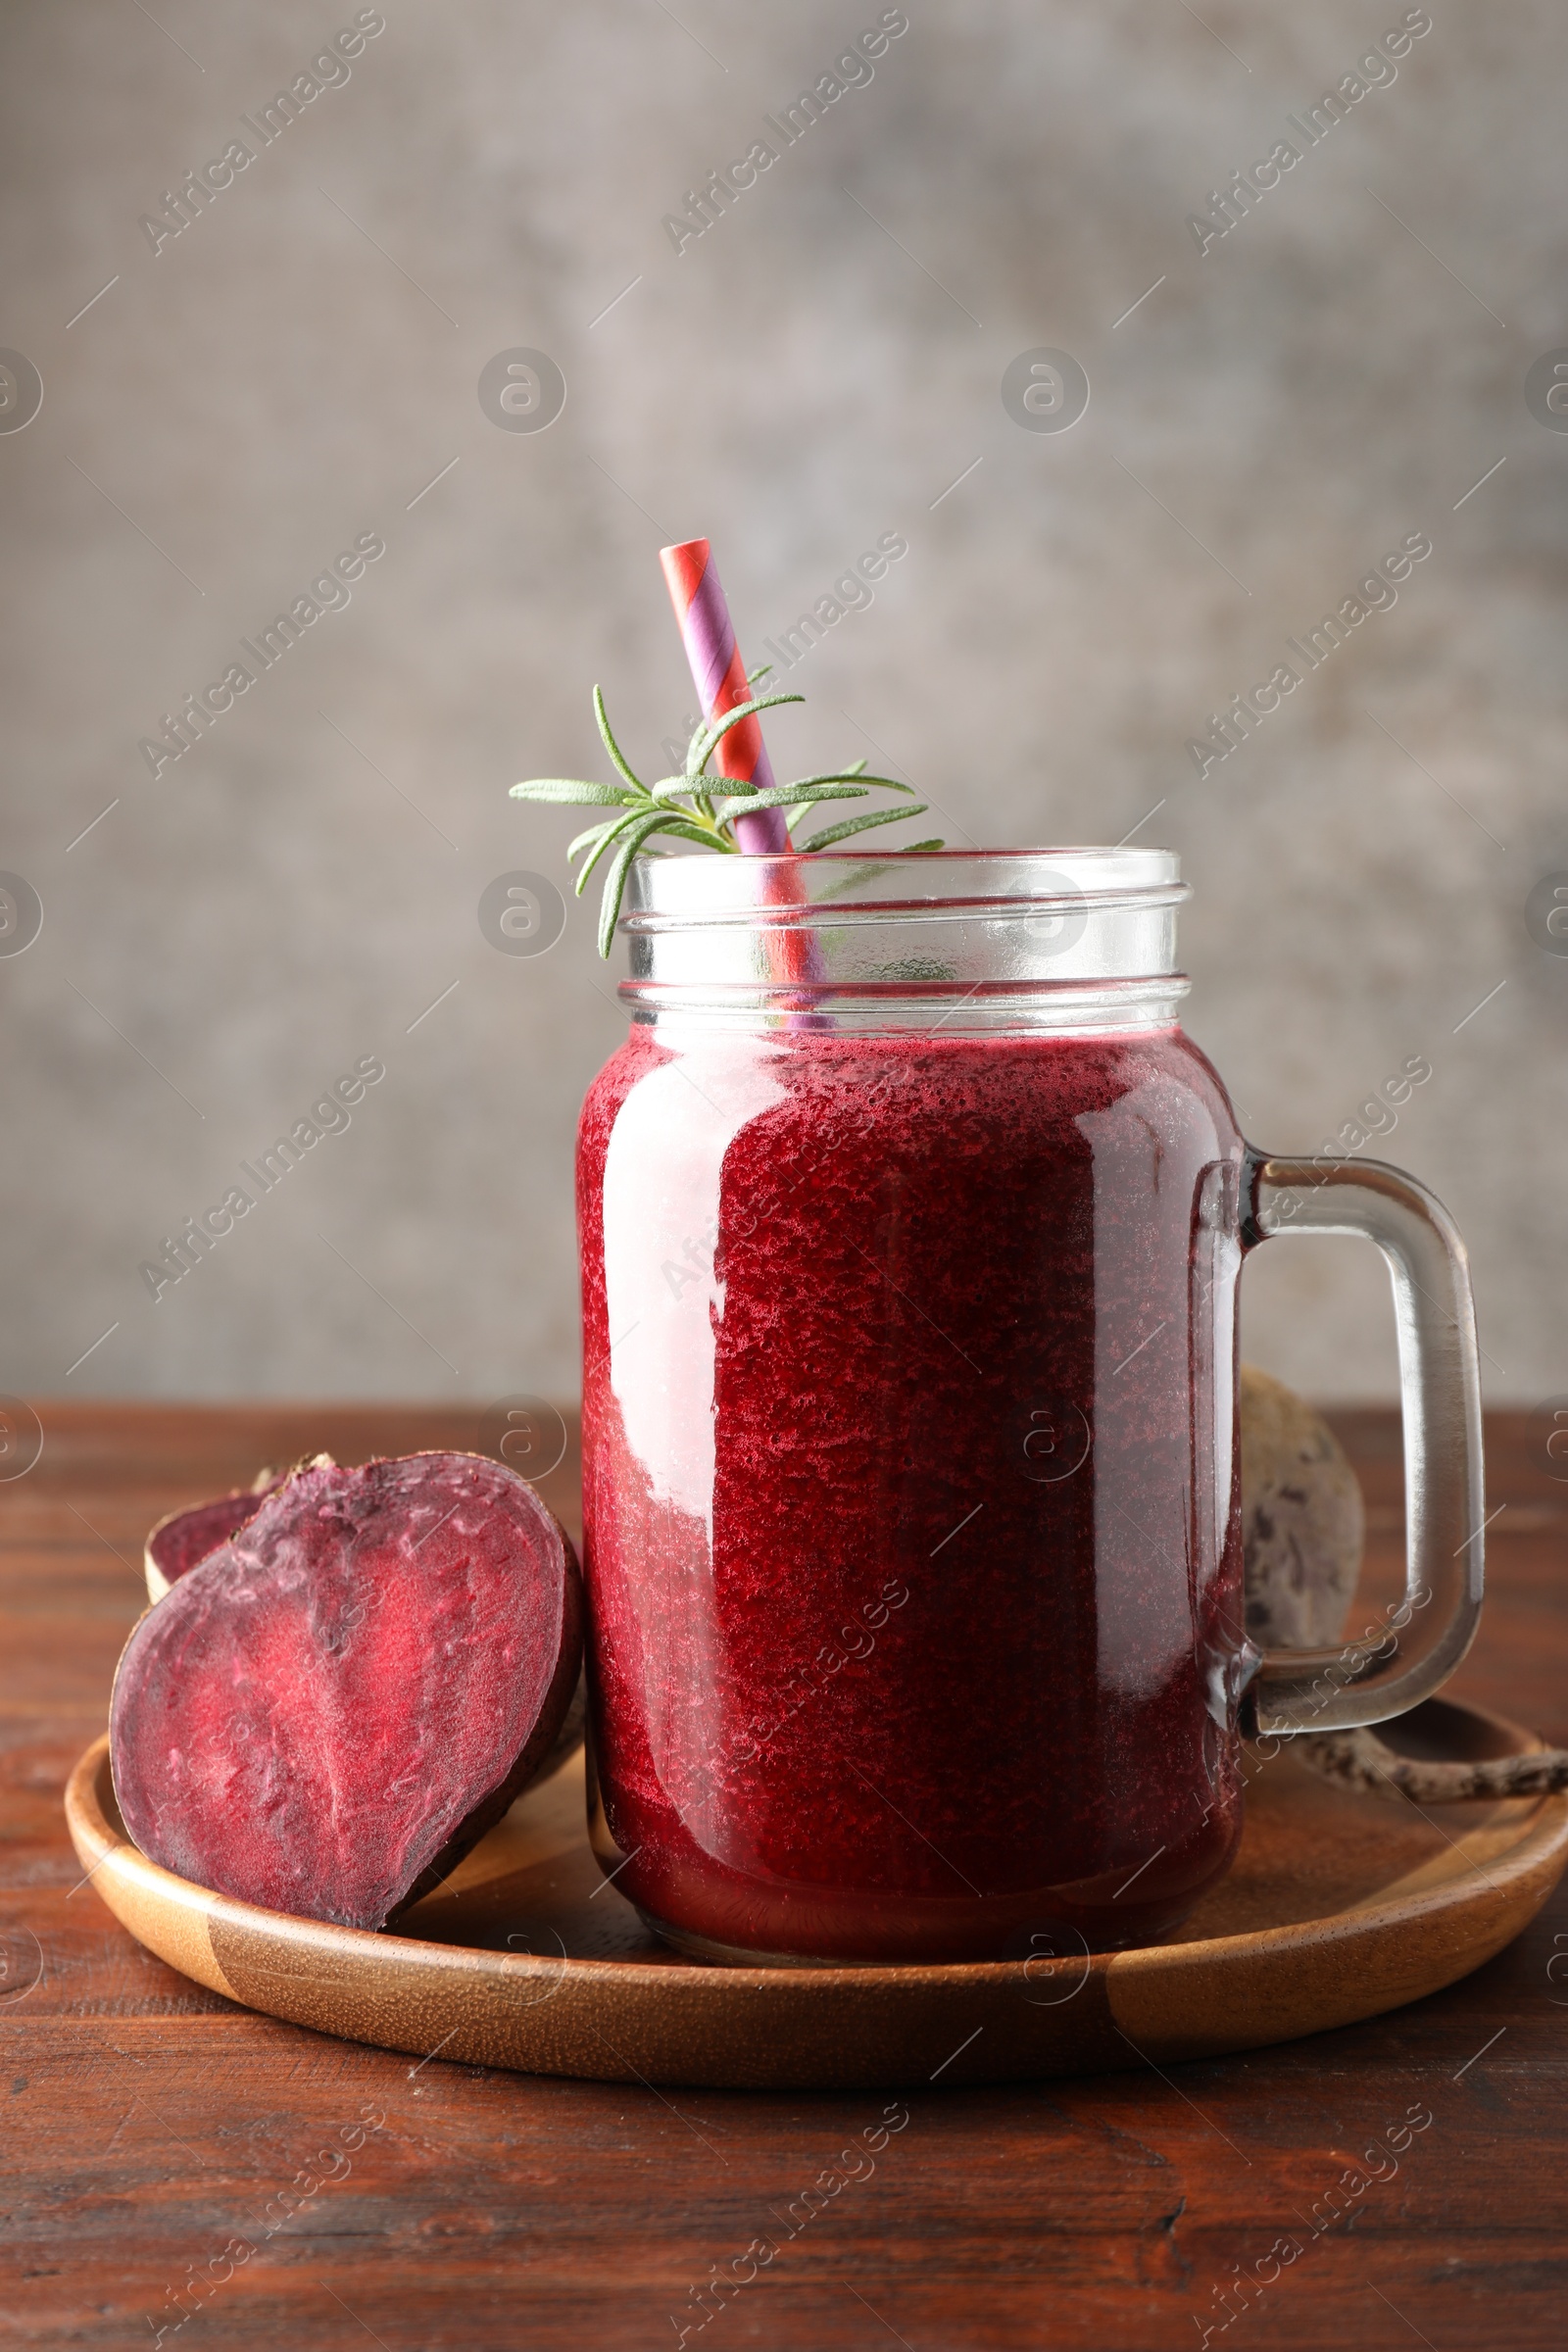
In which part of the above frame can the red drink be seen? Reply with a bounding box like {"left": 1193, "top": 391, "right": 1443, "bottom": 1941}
{"left": 578, "top": 1014, "right": 1249, "bottom": 1962}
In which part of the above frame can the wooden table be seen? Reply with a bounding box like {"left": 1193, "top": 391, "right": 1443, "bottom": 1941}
{"left": 6, "top": 1404, "right": 1566, "bottom": 2351}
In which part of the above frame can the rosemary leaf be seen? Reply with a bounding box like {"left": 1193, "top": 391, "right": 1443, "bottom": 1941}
{"left": 594, "top": 685, "right": 645, "bottom": 793}
{"left": 510, "top": 778, "right": 643, "bottom": 806}
{"left": 566, "top": 814, "right": 631, "bottom": 860}
{"left": 685, "top": 692, "right": 805, "bottom": 779}
{"left": 655, "top": 819, "right": 731, "bottom": 850}
{"left": 597, "top": 811, "right": 671, "bottom": 957}
{"left": 649, "top": 777, "right": 716, "bottom": 806}
{"left": 573, "top": 803, "right": 665, "bottom": 894}
{"left": 801, "top": 802, "right": 932, "bottom": 851}
{"left": 715, "top": 782, "right": 868, "bottom": 815}
{"left": 785, "top": 768, "right": 915, "bottom": 797}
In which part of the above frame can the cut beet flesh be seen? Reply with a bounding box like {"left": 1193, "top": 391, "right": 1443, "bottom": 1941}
{"left": 111, "top": 1452, "right": 583, "bottom": 1929}
{"left": 144, "top": 1480, "right": 281, "bottom": 1602}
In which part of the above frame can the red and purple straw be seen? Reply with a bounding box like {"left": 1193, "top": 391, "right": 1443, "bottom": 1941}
{"left": 659, "top": 539, "right": 790, "bottom": 856}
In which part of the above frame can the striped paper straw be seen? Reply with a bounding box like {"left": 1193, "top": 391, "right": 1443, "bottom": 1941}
{"left": 660, "top": 539, "right": 790, "bottom": 855}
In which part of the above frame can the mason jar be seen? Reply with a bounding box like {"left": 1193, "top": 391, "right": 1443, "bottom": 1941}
{"left": 575, "top": 851, "right": 1484, "bottom": 1964}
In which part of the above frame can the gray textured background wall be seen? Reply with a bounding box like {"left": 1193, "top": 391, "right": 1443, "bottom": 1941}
{"left": 1, "top": 0, "right": 1563, "bottom": 1407}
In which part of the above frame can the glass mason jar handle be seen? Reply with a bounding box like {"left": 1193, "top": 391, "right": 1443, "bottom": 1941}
{"left": 1242, "top": 1152, "right": 1486, "bottom": 1738}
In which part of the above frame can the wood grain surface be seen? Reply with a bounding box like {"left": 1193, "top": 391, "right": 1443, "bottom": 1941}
{"left": 61, "top": 1711, "right": 1568, "bottom": 2095}
{"left": 5, "top": 1402, "right": 1567, "bottom": 2350}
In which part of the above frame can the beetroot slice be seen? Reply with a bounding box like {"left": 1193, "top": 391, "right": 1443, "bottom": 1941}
{"left": 110, "top": 1452, "right": 583, "bottom": 1930}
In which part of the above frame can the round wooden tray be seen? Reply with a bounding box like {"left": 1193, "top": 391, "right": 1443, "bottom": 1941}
{"left": 65, "top": 1697, "right": 1568, "bottom": 2090}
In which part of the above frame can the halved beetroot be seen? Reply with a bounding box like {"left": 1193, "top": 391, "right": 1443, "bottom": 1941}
{"left": 144, "top": 1469, "right": 287, "bottom": 1602}
{"left": 111, "top": 1452, "right": 583, "bottom": 1929}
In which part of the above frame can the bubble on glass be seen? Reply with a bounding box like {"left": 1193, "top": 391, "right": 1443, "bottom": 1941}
{"left": 478, "top": 870, "right": 566, "bottom": 957}
{"left": 1002, "top": 1919, "right": 1093, "bottom": 2005}
{"left": 1524, "top": 349, "right": 1568, "bottom": 432}
{"left": 0, "top": 873, "right": 43, "bottom": 958}
{"left": 1524, "top": 870, "right": 1568, "bottom": 956}
{"left": 504, "top": 1922, "right": 568, "bottom": 2006}
{"left": 1001, "top": 348, "right": 1090, "bottom": 434}
{"left": 1006, "top": 1397, "right": 1091, "bottom": 1484}
{"left": 477, "top": 1395, "right": 569, "bottom": 1480}
{"left": 478, "top": 348, "right": 566, "bottom": 433}
{"left": 0, "top": 1397, "right": 44, "bottom": 1482}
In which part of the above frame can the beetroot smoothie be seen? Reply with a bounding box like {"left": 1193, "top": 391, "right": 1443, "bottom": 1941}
{"left": 577, "top": 1016, "right": 1249, "bottom": 1963}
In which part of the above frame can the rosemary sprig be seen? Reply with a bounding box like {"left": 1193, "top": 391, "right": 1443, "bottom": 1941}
{"left": 512, "top": 684, "right": 942, "bottom": 955}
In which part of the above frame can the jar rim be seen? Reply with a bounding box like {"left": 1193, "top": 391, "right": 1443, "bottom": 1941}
{"left": 621, "top": 846, "right": 1187, "bottom": 930}
{"left": 619, "top": 847, "right": 1189, "bottom": 1029}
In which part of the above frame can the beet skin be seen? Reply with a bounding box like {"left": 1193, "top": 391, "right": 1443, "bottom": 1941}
{"left": 111, "top": 1452, "right": 583, "bottom": 1929}
{"left": 143, "top": 1477, "right": 281, "bottom": 1602}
